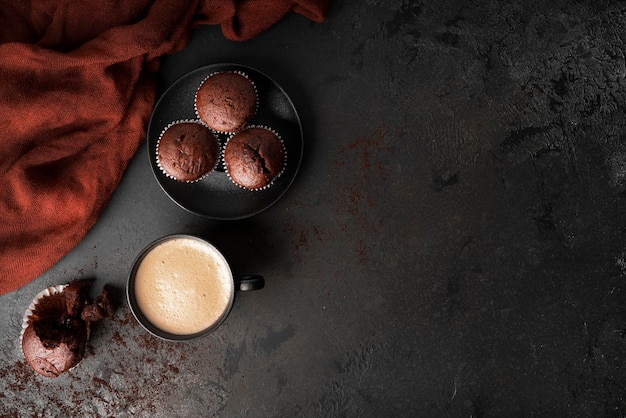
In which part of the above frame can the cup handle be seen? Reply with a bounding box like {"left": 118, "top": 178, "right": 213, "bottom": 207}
{"left": 236, "top": 275, "right": 265, "bottom": 291}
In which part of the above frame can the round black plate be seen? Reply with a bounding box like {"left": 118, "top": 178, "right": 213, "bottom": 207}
{"left": 147, "top": 63, "right": 303, "bottom": 220}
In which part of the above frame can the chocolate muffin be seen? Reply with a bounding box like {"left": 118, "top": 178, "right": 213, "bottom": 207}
{"left": 20, "top": 279, "right": 115, "bottom": 378}
{"left": 195, "top": 72, "right": 257, "bottom": 133}
{"left": 156, "top": 121, "right": 219, "bottom": 182}
{"left": 224, "top": 126, "right": 286, "bottom": 190}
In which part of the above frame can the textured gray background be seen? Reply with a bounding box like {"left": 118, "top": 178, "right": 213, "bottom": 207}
{"left": 2, "top": 1, "right": 626, "bottom": 416}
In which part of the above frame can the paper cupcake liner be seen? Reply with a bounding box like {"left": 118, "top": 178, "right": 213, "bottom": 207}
{"left": 155, "top": 119, "right": 220, "bottom": 183}
{"left": 194, "top": 70, "right": 259, "bottom": 135}
{"left": 20, "top": 284, "right": 69, "bottom": 355}
{"left": 223, "top": 125, "right": 287, "bottom": 191}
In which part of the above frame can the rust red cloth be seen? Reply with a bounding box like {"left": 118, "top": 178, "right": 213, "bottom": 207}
{"left": 0, "top": 0, "right": 330, "bottom": 295}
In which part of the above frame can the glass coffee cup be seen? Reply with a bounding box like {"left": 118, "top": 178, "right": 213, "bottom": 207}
{"left": 127, "top": 234, "right": 264, "bottom": 341}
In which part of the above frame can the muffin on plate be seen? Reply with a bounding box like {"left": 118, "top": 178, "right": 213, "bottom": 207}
{"left": 20, "top": 279, "right": 115, "bottom": 378}
{"left": 223, "top": 126, "right": 286, "bottom": 190}
{"left": 156, "top": 120, "right": 220, "bottom": 182}
{"left": 195, "top": 71, "right": 257, "bottom": 133}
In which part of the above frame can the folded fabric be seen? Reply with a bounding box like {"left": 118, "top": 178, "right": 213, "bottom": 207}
{"left": 0, "top": 0, "right": 330, "bottom": 296}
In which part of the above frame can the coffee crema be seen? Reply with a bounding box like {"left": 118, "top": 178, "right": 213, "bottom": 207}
{"left": 134, "top": 237, "right": 234, "bottom": 335}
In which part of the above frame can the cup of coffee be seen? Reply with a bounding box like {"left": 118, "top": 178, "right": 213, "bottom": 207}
{"left": 127, "top": 234, "right": 264, "bottom": 341}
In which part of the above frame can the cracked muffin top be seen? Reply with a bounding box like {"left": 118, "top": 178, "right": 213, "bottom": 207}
{"left": 223, "top": 126, "right": 285, "bottom": 190}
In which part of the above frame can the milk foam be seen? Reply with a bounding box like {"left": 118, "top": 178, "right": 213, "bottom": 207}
{"left": 134, "top": 237, "right": 233, "bottom": 335}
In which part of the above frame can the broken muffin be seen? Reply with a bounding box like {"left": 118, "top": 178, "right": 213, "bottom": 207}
{"left": 20, "top": 279, "right": 115, "bottom": 378}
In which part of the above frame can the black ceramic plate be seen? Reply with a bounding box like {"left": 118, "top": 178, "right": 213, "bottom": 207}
{"left": 147, "top": 63, "right": 303, "bottom": 220}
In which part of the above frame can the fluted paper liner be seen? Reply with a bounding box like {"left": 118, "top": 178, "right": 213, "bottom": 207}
{"left": 20, "top": 284, "right": 70, "bottom": 356}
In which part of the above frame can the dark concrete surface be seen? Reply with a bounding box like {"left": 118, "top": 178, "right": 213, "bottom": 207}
{"left": 2, "top": 0, "right": 626, "bottom": 416}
